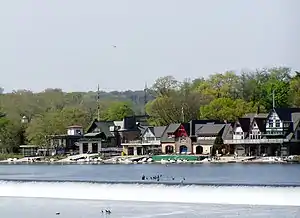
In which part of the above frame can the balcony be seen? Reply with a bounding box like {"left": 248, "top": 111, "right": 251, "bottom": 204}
{"left": 197, "top": 136, "right": 217, "bottom": 140}
{"left": 121, "top": 139, "right": 161, "bottom": 146}
{"left": 224, "top": 138, "right": 289, "bottom": 144}
{"left": 142, "top": 139, "right": 161, "bottom": 145}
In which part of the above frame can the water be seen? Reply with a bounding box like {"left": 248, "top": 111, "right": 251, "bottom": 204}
{"left": 0, "top": 163, "right": 300, "bottom": 217}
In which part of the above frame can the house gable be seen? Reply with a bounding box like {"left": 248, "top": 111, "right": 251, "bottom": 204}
{"left": 142, "top": 127, "right": 155, "bottom": 139}
{"left": 233, "top": 125, "right": 244, "bottom": 140}
{"left": 174, "top": 124, "right": 188, "bottom": 138}
{"left": 250, "top": 120, "right": 261, "bottom": 134}
{"left": 266, "top": 110, "right": 282, "bottom": 129}
{"left": 161, "top": 123, "right": 187, "bottom": 142}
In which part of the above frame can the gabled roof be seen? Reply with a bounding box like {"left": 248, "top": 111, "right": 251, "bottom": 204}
{"left": 253, "top": 118, "right": 266, "bottom": 132}
{"left": 222, "top": 124, "right": 233, "bottom": 140}
{"left": 237, "top": 118, "right": 251, "bottom": 132}
{"left": 286, "top": 112, "right": 300, "bottom": 140}
{"left": 291, "top": 113, "right": 300, "bottom": 129}
{"left": 237, "top": 113, "right": 268, "bottom": 133}
{"left": 195, "top": 124, "right": 225, "bottom": 136}
{"left": 160, "top": 123, "right": 182, "bottom": 142}
{"left": 152, "top": 126, "right": 167, "bottom": 137}
{"left": 143, "top": 126, "right": 166, "bottom": 138}
{"left": 189, "top": 119, "right": 225, "bottom": 136}
{"left": 87, "top": 120, "right": 114, "bottom": 137}
{"left": 138, "top": 125, "right": 150, "bottom": 136}
{"left": 272, "top": 108, "right": 300, "bottom": 121}
{"left": 94, "top": 121, "right": 114, "bottom": 137}
{"left": 165, "top": 123, "right": 181, "bottom": 133}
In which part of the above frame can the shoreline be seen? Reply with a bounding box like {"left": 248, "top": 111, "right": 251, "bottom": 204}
{"left": 0, "top": 159, "right": 299, "bottom": 165}
{"left": 0, "top": 154, "right": 299, "bottom": 165}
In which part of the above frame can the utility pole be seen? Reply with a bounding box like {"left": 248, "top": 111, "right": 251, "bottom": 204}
{"left": 97, "top": 84, "right": 100, "bottom": 121}
{"left": 181, "top": 105, "right": 184, "bottom": 122}
{"left": 272, "top": 89, "right": 275, "bottom": 109}
{"left": 144, "top": 82, "right": 148, "bottom": 115}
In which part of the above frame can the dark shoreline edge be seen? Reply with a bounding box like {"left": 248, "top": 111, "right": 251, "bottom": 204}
{"left": 0, "top": 161, "right": 299, "bottom": 165}
{"left": 0, "top": 179, "right": 299, "bottom": 188}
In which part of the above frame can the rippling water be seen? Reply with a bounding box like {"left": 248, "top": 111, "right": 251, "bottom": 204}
{"left": 0, "top": 163, "right": 300, "bottom": 217}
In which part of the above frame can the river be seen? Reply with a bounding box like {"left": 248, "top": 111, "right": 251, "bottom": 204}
{"left": 0, "top": 163, "right": 300, "bottom": 217}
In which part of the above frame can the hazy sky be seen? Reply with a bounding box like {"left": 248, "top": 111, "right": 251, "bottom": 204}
{"left": 0, "top": 0, "right": 299, "bottom": 92}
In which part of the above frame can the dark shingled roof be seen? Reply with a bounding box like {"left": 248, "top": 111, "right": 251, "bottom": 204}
{"left": 152, "top": 126, "right": 167, "bottom": 137}
{"left": 143, "top": 126, "right": 166, "bottom": 138}
{"left": 273, "top": 108, "right": 300, "bottom": 121}
{"left": 286, "top": 112, "right": 300, "bottom": 140}
{"left": 189, "top": 120, "right": 225, "bottom": 136}
{"left": 160, "top": 123, "right": 182, "bottom": 142}
{"left": 94, "top": 121, "right": 114, "bottom": 137}
{"left": 253, "top": 118, "right": 267, "bottom": 132}
{"left": 166, "top": 123, "right": 181, "bottom": 133}
{"left": 196, "top": 124, "right": 225, "bottom": 136}
{"left": 237, "top": 113, "right": 268, "bottom": 134}
{"left": 222, "top": 124, "right": 233, "bottom": 140}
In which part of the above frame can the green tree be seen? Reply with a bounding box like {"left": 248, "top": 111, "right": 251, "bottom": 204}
{"left": 0, "top": 118, "right": 21, "bottom": 153}
{"left": 26, "top": 107, "right": 90, "bottom": 146}
{"left": 196, "top": 72, "right": 240, "bottom": 99}
{"left": 146, "top": 95, "right": 180, "bottom": 126}
{"left": 146, "top": 82, "right": 207, "bottom": 125}
{"left": 261, "top": 67, "right": 291, "bottom": 110}
{"left": 151, "top": 76, "right": 178, "bottom": 97}
{"left": 199, "top": 98, "right": 257, "bottom": 121}
{"left": 289, "top": 73, "right": 300, "bottom": 107}
{"left": 102, "top": 101, "right": 135, "bottom": 121}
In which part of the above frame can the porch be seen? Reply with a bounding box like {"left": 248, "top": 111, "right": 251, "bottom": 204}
{"left": 234, "top": 144, "right": 281, "bottom": 156}
{"left": 122, "top": 139, "right": 162, "bottom": 156}
{"left": 122, "top": 143, "right": 161, "bottom": 156}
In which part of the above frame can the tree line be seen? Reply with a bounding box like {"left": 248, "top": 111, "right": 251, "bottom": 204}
{"left": 0, "top": 67, "right": 299, "bottom": 152}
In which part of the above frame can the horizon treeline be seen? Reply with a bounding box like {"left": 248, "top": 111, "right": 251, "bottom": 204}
{"left": 0, "top": 66, "right": 300, "bottom": 152}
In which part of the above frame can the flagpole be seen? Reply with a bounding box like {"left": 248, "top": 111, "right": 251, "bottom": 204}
{"left": 97, "top": 84, "right": 100, "bottom": 121}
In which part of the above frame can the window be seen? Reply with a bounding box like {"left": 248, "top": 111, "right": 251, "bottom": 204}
{"left": 167, "top": 134, "right": 174, "bottom": 138}
{"left": 275, "top": 120, "right": 280, "bottom": 128}
{"left": 268, "top": 120, "right": 273, "bottom": 128}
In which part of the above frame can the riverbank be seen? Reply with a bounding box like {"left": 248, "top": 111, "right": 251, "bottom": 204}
{"left": 0, "top": 154, "right": 299, "bottom": 164}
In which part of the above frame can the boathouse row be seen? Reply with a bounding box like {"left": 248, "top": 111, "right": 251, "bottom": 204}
{"left": 45, "top": 108, "right": 300, "bottom": 157}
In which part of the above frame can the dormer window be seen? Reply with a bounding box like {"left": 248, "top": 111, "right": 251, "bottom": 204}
{"left": 167, "top": 134, "right": 175, "bottom": 138}
{"left": 275, "top": 120, "right": 280, "bottom": 128}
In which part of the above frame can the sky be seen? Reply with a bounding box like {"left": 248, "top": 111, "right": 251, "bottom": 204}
{"left": 0, "top": 0, "right": 299, "bottom": 93}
